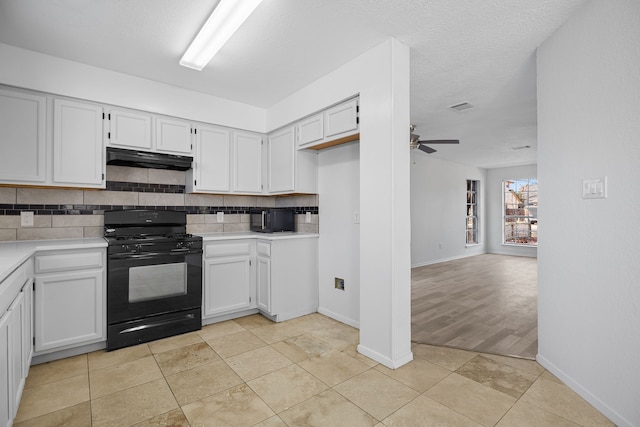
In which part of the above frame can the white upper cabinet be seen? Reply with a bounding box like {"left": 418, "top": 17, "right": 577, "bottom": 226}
{"left": 324, "top": 97, "right": 359, "bottom": 138}
{"left": 155, "top": 117, "right": 192, "bottom": 155}
{"left": 296, "top": 113, "right": 324, "bottom": 148}
{"left": 53, "top": 99, "right": 104, "bottom": 188}
{"left": 267, "top": 126, "right": 295, "bottom": 193}
{"left": 293, "top": 97, "right": 359, "bottom": 151}
{"left": 105, "top": 108, "right": 192, "bottom": 155}
{"left": 187, "top": 125, "right": 231, "bottom": 193}
{"left": 105, "top": 108, "right": 152, "bottom": 150}
{"left": 266, "top": 125, "right": 317, "bottom": 195}
{"left": 233, "top": 131, "right": 263, "bottom": 193}
{"left": 0, "top": 88, "right": 46, "bottom": 184}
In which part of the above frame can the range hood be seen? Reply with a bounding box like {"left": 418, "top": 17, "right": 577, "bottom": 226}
{"left": 106, "top": 147, "right": 193, "bottom": 171}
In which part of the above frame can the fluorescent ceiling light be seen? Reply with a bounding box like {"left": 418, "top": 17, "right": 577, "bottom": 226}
{"left": 180, "top": 0, "right": 263, "bottom": 71}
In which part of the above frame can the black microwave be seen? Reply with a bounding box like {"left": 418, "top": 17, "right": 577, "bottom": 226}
{"left": 250, "top": 208, "right": 296, "bottom": 233}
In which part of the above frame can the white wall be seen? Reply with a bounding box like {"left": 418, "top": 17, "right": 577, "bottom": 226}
{"left": 410, "top": 154, "right": 486, "bottom": 267}
{"left": 0, "top": 43, "right": 266, "bottom": 132}
{"left": 268, "top": 39, "right": 413, "bottom": 368}
{"left": 537, "top": 0, "right": 640, "bottom": 425}
{"left": 486, "top": 164, "right": 537, "bottom": 257}
{"left": 317, "top": 142, "right": 360, "bottom": 327}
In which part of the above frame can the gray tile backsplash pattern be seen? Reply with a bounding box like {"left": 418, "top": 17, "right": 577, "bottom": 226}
{"left": 0, "top": 166, "right": 319, "bottom": 241}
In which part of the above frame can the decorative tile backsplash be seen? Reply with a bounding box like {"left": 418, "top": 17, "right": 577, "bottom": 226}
{"left": 0, "top": 166, "right": 319, "bottom": 241}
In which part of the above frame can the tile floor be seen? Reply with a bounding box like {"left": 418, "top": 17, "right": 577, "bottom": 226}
{"left": 15, "top": 313, "right": 613, "bottom": 426}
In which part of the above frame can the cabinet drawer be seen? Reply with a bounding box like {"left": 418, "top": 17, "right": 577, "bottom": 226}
{"left": 35, "top": 250, "right": 103, "bottom": 274}
{"left": 0, "top": 259, "right": 33, "bottom": 313}
{"left": 205, "top": 241, "right": 252, "bottom": 258}
{"left": 257, "top": 241, "right": 271, "bottom": 257}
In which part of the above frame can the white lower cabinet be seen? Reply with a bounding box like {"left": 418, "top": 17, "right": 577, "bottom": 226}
{"left": 202, "top": 236, "right": 318, "bottom": 323}
{"left": 203, "top": 241, "right": 255, "bottom": 318}
{"left": 0, "top": 267, "right": 32, "bottom": 427}
{"left": 256, "top": 238, "right": 318, "bottom": 321}
{"left": 256, "top": 242, "right": 271, "bottom": 313}
{"left": 34, "top": 249, "right": 105, "bottom": 353}
{"left": 0, "top": 310, "right": 11, "bottom": 427}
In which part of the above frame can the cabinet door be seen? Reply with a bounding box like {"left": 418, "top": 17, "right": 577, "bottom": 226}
{"left": 21, "top": 280, "right": 33, "bottom": 375}
{"left": 194, "top": 125, "right": 231, "bottom": 192}
{"left": 256, "top": 241, "right": 271, "bottom": 313}
{"left": 233, "top": 131, "right": 262, "bottom": 193}
{"left": 324, "top": 98, "right": 359, "bottom": 138}
{"left": 267, "top": 127, "right": 295, "bottom": 193}
{"left": 203, "top": 257, "right": 252, "bottom": 317}
{"left": 0, "top": 311, "right": 10, "bottom": 427}
{"left": 53, "top": 99, "right": 104, "bottom": 187}
{"left": 256, "top": 256, "right": 271, "bottom": 313}
{"left": 155, "top": 117, "right": 192, "bottom": 154}
{"left": 35, "top": 270, "right": 104, "bottom": 352}
{"left": 297, "top": 113, "right": 323, "bottom": 147}
{"left": 0, "top": 89, "right": 46, "bottom": 184}
{"left": 106, "top": 108, "right": 152, "bottom": 149}
{"left": 7, "top": 292, "right": 24, "bottom": 420}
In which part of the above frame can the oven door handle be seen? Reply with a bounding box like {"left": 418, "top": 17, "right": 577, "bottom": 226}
{"left": 109, "top": 250, "right": 197, "bottom": 260}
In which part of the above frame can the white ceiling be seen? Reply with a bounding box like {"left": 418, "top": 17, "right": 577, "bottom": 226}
{"left": 0, "top": 0, "right": 588, "bottom": 168}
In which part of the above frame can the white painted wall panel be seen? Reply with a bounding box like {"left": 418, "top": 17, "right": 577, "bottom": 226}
{"left": 0, "top": 43, "right": 266, "bottom": 132}
{"left": 317, "top": 142, "right": 359, "bottom": 327}
{"left": 537, "top": 0, "right": 640, "bottom": 425}
{"left": 269, "top": 39, "right": 412, "bottom": 368}
{"left": 410, "top": 154, "right": 486, "bottom": 267}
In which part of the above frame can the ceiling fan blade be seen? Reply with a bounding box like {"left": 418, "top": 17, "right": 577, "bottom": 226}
{"left": 419, "top": 139, "right": 460, "bottom": 145}
{"left": 418, "top": 144, "right": 436, "bottom": 154}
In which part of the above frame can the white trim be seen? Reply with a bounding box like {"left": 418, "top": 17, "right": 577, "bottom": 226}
{"left": 317, "top": 307, "right": 359, "bottom": 329}
{"left": 537, "top": 353, "right": 632, "bottom": 427}
{"left": 357, "top": 343, "right": 413, "bottom": 369}
{"left": 411, "top": 251, "right": 487, "bottom": 269}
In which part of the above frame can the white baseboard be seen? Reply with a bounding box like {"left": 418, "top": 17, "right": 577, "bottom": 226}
{"left": 357, "top": 344, "right": 413, "bottom": 369}
{"left": 411, "top": 251, "right": 487, "bottom": 268}
{"left": 536, "top": 353, "right": 632, "bottom": 427}
{"left": 317, "top": 306, "right": 359, "bottom": 328}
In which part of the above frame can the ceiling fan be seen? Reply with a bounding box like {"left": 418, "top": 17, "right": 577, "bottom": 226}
{"left": 410, "top": 125, "right": 460, "bottom": 154}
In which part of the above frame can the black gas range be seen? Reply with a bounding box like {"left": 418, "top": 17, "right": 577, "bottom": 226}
{"left": 104, "top": 209, "right": 202, "bottom": 350}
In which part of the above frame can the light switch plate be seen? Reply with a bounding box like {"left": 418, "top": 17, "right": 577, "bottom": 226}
{"left": 21, "top": 211, "right": 34, "bottom": 227}
{"left": 583, "top": 177, "right": 607, "bottom": 199}
{"left": 217, "top": 211, "right": 224, "bottom": 222}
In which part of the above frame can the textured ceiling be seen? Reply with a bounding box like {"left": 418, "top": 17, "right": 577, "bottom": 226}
{"left": 0, "top": 0, "right": 588, "bottom": 168}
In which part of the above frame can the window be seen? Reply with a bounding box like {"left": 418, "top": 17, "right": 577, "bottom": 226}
{"left": 466, "top": 180, "right": 479, "bottom": 244}
{"left": 503, "top": 178, "right": 538, "bottom": 246}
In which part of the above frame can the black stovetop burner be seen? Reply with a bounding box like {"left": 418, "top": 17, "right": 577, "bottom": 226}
{"left": 104, "top": 209, "right": 194, "bottom": 240}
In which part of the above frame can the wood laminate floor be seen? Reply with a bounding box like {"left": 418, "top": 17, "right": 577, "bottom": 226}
{"left": 412, "top": 254, "right": 538, "bottom": 359}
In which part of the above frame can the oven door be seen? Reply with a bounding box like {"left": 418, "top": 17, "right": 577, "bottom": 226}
{"left": 107, "top": 250, "right": 202, "bottom": 325}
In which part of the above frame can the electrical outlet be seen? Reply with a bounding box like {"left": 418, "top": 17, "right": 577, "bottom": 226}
{"left": 217, "top": 211, "right": 224, "bottom": 222}
{"left": 305, "top": 212, "right": 311, "bottom": 223}
{"left": 335, "top": 277, "right": 345, "bottom": 291}
{"left": 21, "top": 211, "right": 34, "bottom": 227}
{"left": 353, "top": 211, "right": 360, "bottom": 224}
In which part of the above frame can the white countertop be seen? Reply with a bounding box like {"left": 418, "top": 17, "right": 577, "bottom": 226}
{"left": 0, "top": 238, "right": 107, "bottom": 283}
{"left": 0, "top": 233, "right": 318, "bottom": 282}
{"left": 198, "top": 232, "right": 319, "bottom": 241}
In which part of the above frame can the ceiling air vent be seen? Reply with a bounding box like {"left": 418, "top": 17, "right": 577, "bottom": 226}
{"left": 448, "top": 101, "right": 475, "bottom": 112}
